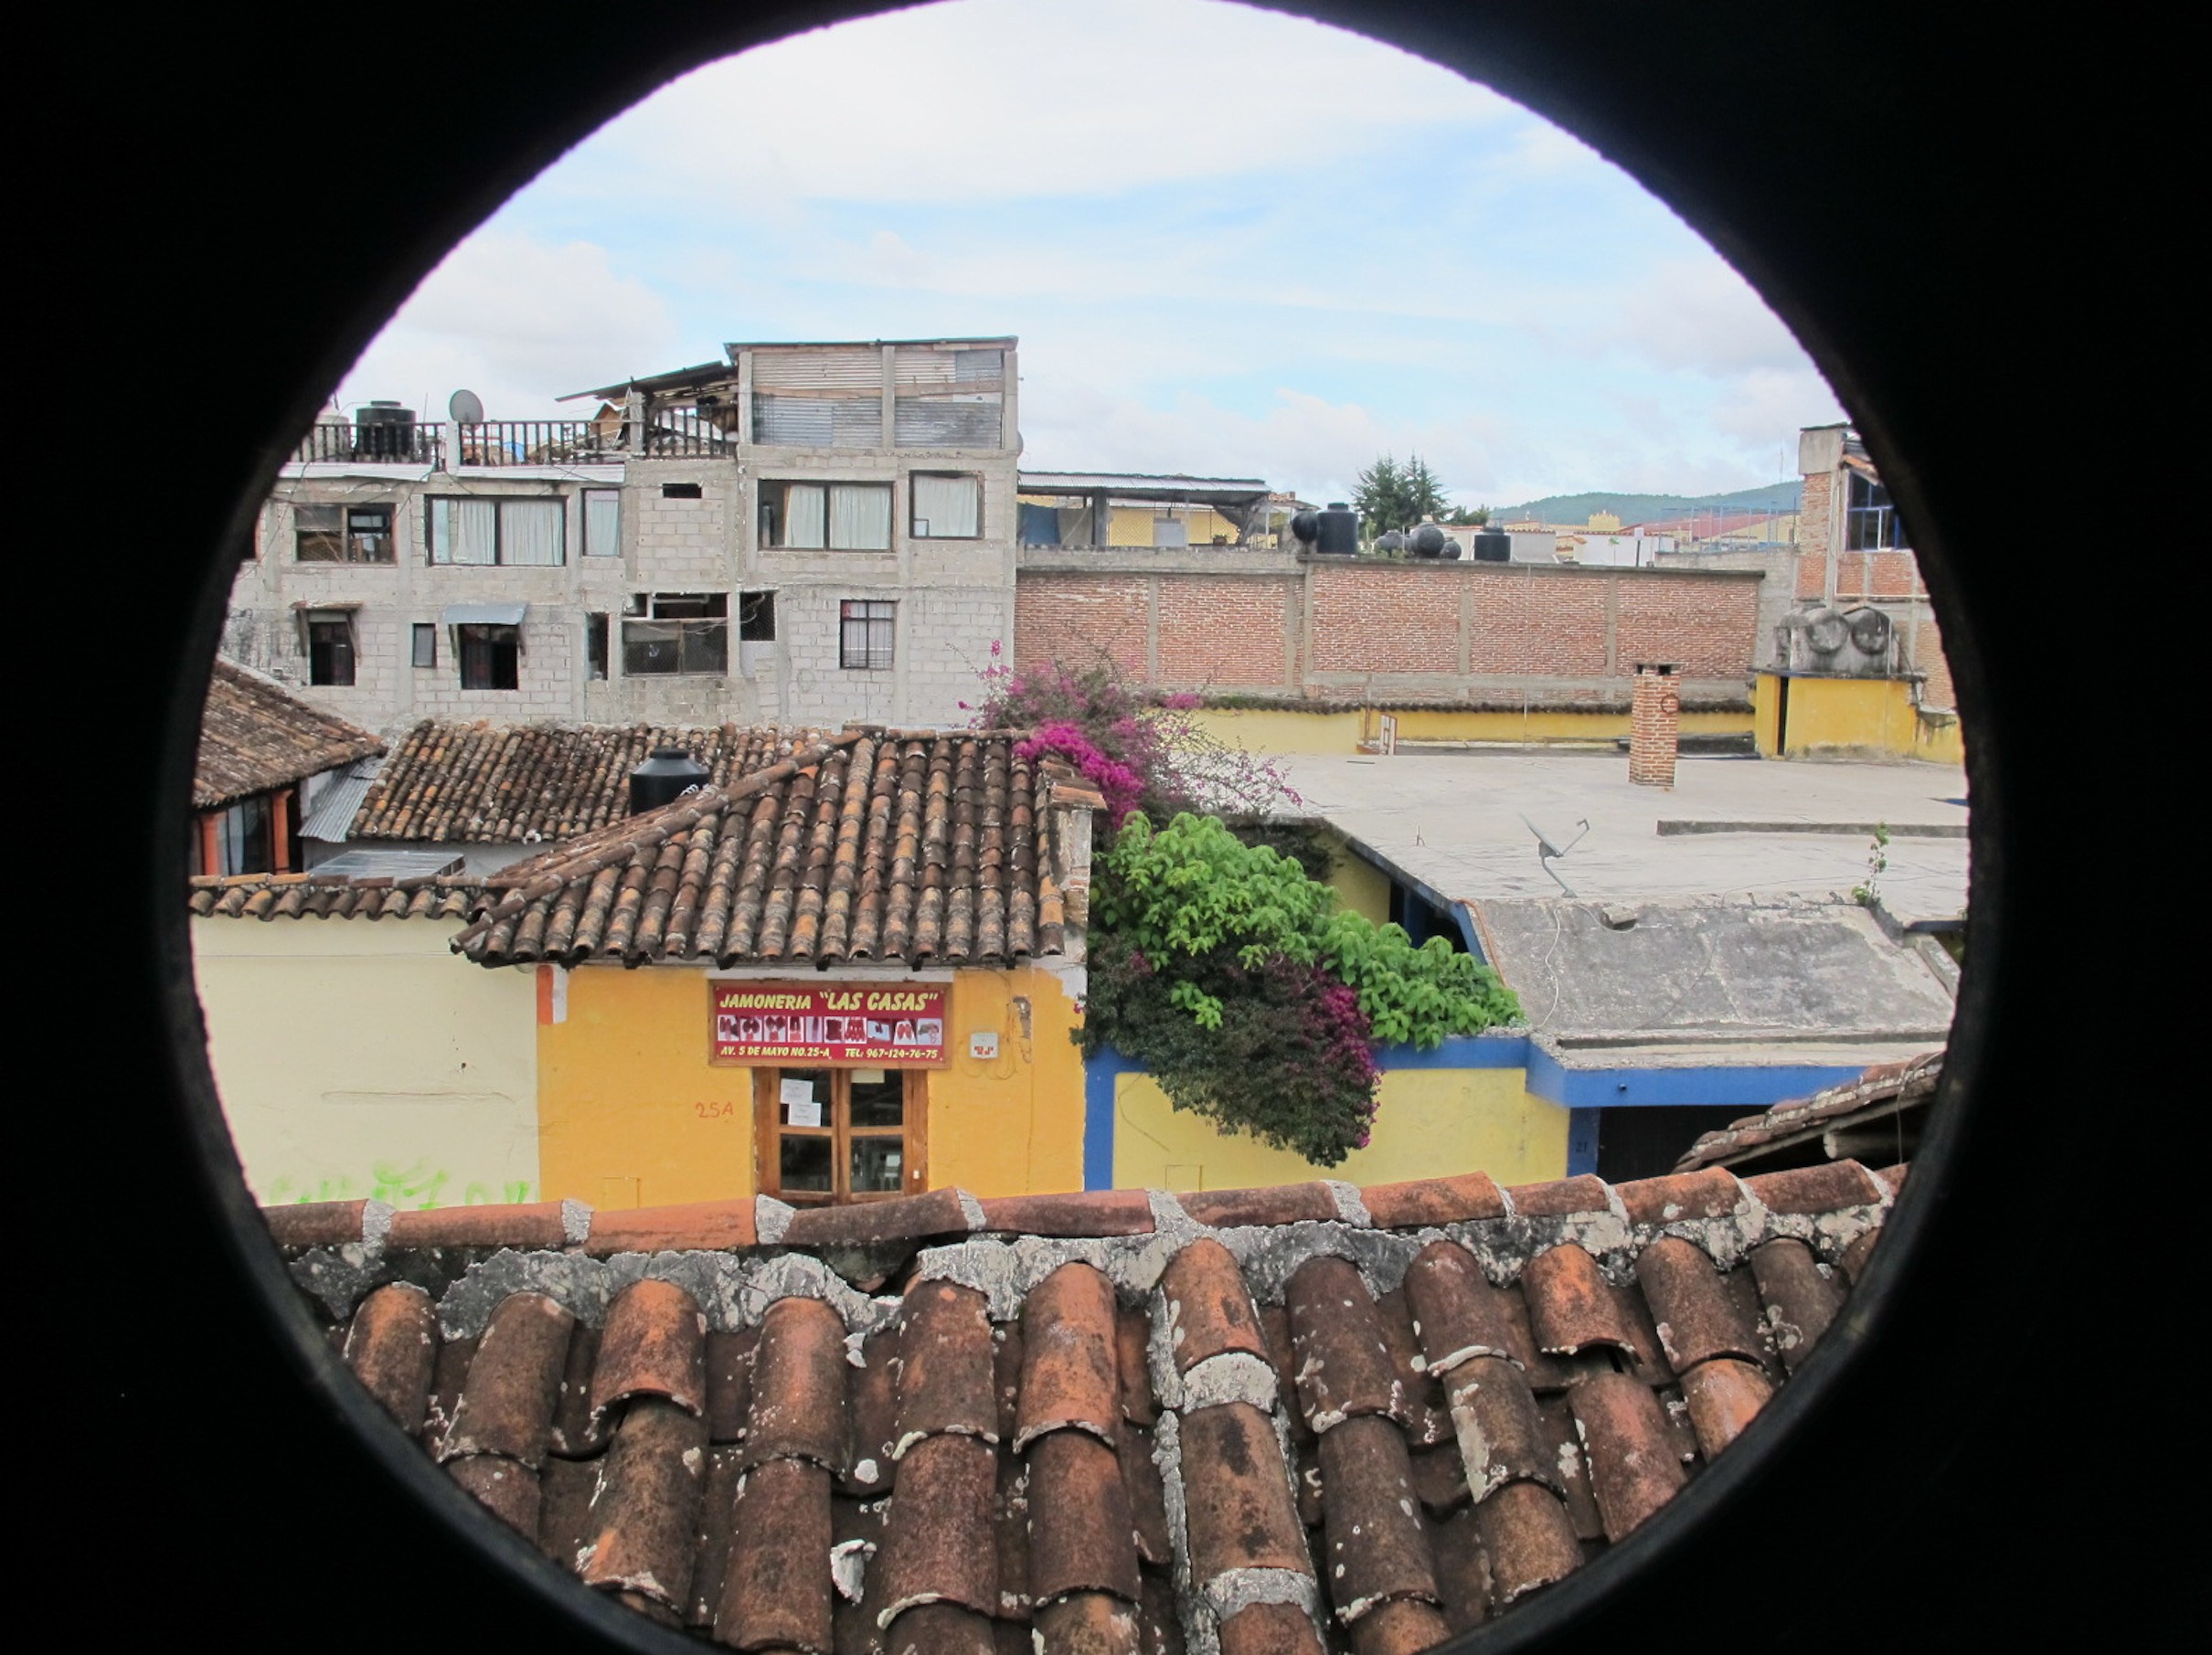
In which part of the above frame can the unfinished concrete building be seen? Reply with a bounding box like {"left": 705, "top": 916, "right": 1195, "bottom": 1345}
{"left": 222, "top": 338, "right": 1022, "bottom": 735}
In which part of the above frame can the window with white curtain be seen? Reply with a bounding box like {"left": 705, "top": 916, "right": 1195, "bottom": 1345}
{"left": 583, "top": 488, "right": 622, "bottom": 556}
{"left": 762, "top": 481, "right": 892, "bottom": 549}
{"left": 427, "top": 495, "right": 567, "bottom": 565}
{"left": 910, "top": 472, "right": 981, "bottom": 538}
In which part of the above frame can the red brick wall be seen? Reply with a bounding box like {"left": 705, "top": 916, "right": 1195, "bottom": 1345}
{"left": 1615, "top": 576, "right": 1759, "bottom": 678}
{"left": 1309, "top": 564, "right": 1460, "bottom": 674}
{"left": 1155, "top": 578, "right": 1293, "bottom": 687}
{"left": 1014, "top": 574, "right": 1150, "bottom": 679}
{"left": 1629, "top": 666, "right": 1682, "bottom": 786}
{"left": 1463, "top": 568, "right": 1611, "bottom": 674}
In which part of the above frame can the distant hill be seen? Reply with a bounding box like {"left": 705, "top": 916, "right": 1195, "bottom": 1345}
{"left": 1490, "top": 481, "right": 1802, "bottom": 525}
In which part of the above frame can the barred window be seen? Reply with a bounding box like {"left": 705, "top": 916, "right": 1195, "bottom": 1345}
{"left": 839, "top": 600, "right": 895, "bottom": 671}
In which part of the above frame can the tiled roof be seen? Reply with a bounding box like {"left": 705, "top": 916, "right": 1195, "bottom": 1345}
{"left": 452, "top": 730, "right": 1086, "bottom": 970}
{"left": 1675, "top": 1051, "right": 1941, "bottom": 1172}
{"left": 188, "top": 872, "right": 484, "bottom": 922}
{"left": 275, "top": 1159, "right": 1901, "bottom": 1652}
{"left": 197, "top": 658, "right": 385, "bottom": 809}
{"left": 352, "top": 721, "right": 828, "bottom": 844}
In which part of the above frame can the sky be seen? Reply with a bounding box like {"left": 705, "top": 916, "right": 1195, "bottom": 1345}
{"left": 335, "top": 0, "right": 1845, "bottom": 510}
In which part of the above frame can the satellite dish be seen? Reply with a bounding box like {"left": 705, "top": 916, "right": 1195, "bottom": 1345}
{"left": 448, "top": 388, "right": 485, "bottom": 425}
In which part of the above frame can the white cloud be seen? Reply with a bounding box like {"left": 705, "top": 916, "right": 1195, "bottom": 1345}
{"left": 339, "top": 231, "right": 679, "bottom": 419}
{"left": 1606, "top": 256, "right": 1811, "bottom": 377}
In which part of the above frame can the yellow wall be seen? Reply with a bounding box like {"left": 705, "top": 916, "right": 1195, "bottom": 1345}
{"left": 1185, "top": 705, "right": 1749, "bottom": 758}
{"left": 1111, "top": 1066, "right": 1567, "bottom": 1191}
{"left": 191, "top": 916, "right": 539, "bottom": 1208}
{"left": 1758, "top": 674, "right": 1964, "bottom": 763}
{"left": 1108, "top": 504, "right": 1242, "bottom": 546}
{"left": 1324, "top": 837, "right": 1393, "bottom": 925}
{"left": 537, "top": 963, "right": 1088, "bottom": 1207}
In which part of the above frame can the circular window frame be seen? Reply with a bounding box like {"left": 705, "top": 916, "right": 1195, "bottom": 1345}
{"left": 120, "top": 4, "right": 2034, "bottom": 1650}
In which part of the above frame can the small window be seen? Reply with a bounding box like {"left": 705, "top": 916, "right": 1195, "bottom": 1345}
{"left": 910, "top": 472, "right": 981, "bottom": 538}
{"left": 622, "top": 593, "right": 728, "bottom": 676}
{"left": 411, "top": 623, "right": 437, "bottom": 669}
{"left": 583, "top": 488, "right": 621, "bottom": 556}
{"left": 1846, "top": 471, "right": 1906, "bottom": 550}
{"left": 660, "top": 482, "right": 703, "bottom": 500}
{"left": 305, "top": 611, "right": 356, "bottom": 685}
{"left": 296, "top": 504, "right": 396, "bottom": 563}
{"left": 586, "top": 613, "right": 609, "bottom": 681}
{"left": 739, "top": 590, "right": 777, "bottom": 642}
{"left": 755, "top": 1067, "right": 925, "bottom": 1205}
{"left": 428, "top": 496, "right": 566, "bottom": 565}
{"left": 840, "top": 600, "right": 896, "bottom": 671}
{"left": 761, "top": 481, "right": 893, "bottom": 549}
{"left": 458, "top": 624, "right": 520, "bottom": 690}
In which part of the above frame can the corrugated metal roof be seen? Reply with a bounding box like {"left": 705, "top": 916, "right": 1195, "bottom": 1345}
{"left": 299, "top": 756, "right": 382, "bottom": 843}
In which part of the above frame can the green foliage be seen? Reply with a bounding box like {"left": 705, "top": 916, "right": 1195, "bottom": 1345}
{"left": 1352, "top": 453, "right": 1451, "bottom": 540}
{"left": 1441, "top": 504, "right": 1490, "bottom": 526}
{"left": 1083, "top": 813, "right": 1521, "bottom": 1163}
{"left": 1852, "top": 822, "right": 1891, "bottom": 907}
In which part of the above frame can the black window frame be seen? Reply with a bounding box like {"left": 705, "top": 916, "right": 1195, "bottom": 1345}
{"left": 456, "top": 623, "right": 521, "bottom": 690}
{"left": 760, "top": 479, "right": 895, "bottom": 550}
{"left": 294, "top": 502, "right": 397, "bottom": 564}
{"left": 410, "top": 622, "right": 437, "bottom": 669}
{"left": 909, "top": 471, "right": 984, "bottom": 539}
{"left": 1846, "top": 470, "right": 1908, "bottom": 551}
{"left": 304, "top": 611, "right": 356, "bottom": 685}
{"left": 621, "top": 592, "right": 728, "bottom": 677}
{"left": 840, "top": 599, "right": 896, "bottom": 671}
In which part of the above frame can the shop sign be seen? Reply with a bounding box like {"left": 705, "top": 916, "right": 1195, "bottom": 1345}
{"left": 710, "top": 981, "right": 947, "bottom": 1066}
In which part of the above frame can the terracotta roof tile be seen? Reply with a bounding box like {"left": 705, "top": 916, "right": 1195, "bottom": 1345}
{"left": 1349, "top": 1597, "right": 1453, "bottom": 1655}
{"left": 547, "top": 1323, "right": 607, "bottom": 1460}
{"left": 448, "top": 1452, "right": 539, "bottom": 1536}
{"left": 591, "top": 1278, "right": 707, "bottom": 1421}
{"left": 1679, "top": 1357, "right": 1773, "bottom": 1458}
{"left": 1568, "top": 1372, "right": 1686, "bottom": 1541}
{"left": 1033, "top": 1591, "right": 1142, "bottom": 1655}
{"left": 1161, "top": 1238, "right": 1270, "bottom": 1374}
{"left": 577, "top": 1397, "right": 707, "bottom": 1612}
{"left": 444, "top": 728, "right": 1065, "bottom": 971}
{"left": 1286, "top": 1256, "right": 1402, "bottom": 1432}
{"left": 1505, "top": 1173, "right": 1612, "bottom": 1216}
{"left": 875, "top": 1433, "right": 999, "bottom": 1623}
{"left": 745, "top": 1297, "right": 849, "bottom": 1471}
{"left": 197, "top": 658, "right": 384, "bottom": 808}
{"left": 719, "top": 1454, "right": 833, "bottom": 1651}
{"left": 1615, "top": 1166, "right": 1749, "bottom": 1226}
{"left": 1441, "top": 1355, "right": 1554, "bottom": 1502}
{"left": 585, "top": 1198, "right": 758, "bottom": 1256}
{"left": 306, "top": 1160, "right": 1892, "bottom": 1649}
{"left": 387, "top": 1200, "right": 571, "bottom": 1250}
{"left": 977, "top": 1190, "right": 1155, "bottom": 1237}
{"left": 266, "top": 1199, "right": 374, "bottom": 1249}
{"left": 1743, "top": 1158, "right": 1888, "bottom": 1214}
{"left": 1317, "top": 1414, "right": 1438, "bottom": 1621}
{"left": 1026, "top": 1428, "right": 1140, "bottom": 1605}
{"left": 441, "top": 1291, "right": 574, "bottom": 1467}
{"left": 1838, "top": 1225, "right": 1883, "bottom": 1285}
{"left": 343, "top": 1282, "right": 437, "bottom": 1437}
{"left": 1217, "top": 1601, "right": 1324, "bottom": 1655}
{"left": 783, "top": 1186, "right": 977, "bottom": 1250}
{"left": 1675, "top": 1051, "right": 1942, "bottom": 1172}
{"left": 1015, "top": 1263, "right": 1121, "bottom": 1450}
{"left": 1473, "top": 1479, "right": 1581, "bottom": 1605}
{"left": 1177, "top": 1182, "right": 1339, "bottom": 1228}
{"left": 1521, "top": 1245, "right": 1637, "bottom": 1360}
{"left": 896, "top": 1278, "right": 997, "bottom": 1451}
{"left": 1177, "top": 1401, "right": 1310, "bottom": 1578}
{"left": 703, "top": 1328, "right": 757, "bottom": 1445}
{"left": 1358, "top": 1171, "right": 1505, "bottom": 1229}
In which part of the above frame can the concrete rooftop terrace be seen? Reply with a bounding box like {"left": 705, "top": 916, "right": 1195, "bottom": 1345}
{"left": 1278, "top": 751, "right": 1970, "bottom": 921}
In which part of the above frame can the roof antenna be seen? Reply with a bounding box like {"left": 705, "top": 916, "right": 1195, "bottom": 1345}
{"left": 1519, "top": 813, "right": 1589, "bottom": 897}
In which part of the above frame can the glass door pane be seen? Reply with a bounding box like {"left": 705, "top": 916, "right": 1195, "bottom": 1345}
{"left": 850, "top": 1136, "right": 904, "bottom": 1194}
{"left": 848, "top": 1068, "right": 904, "bottom": 1128}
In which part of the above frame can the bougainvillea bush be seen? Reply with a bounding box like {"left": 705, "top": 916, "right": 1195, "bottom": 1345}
{"left": 1082, "top": 813, "right": 1521, "bottom": 1165}
{"left": 967, "top": 652, "right": 1295, "bottom": 824}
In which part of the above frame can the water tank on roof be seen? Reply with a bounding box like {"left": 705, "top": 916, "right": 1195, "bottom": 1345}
{"left": 629, "top": 747, "right": 711, "bottom": 814}
{"left": 1377, "top": 529, "right": 1406, "bottom": 555}
{"left": 1472, "top": 525, "right": 1512, "bottom": 561}
{"left": 1315, "top": 503, "right": 1359, "bottom": 556}
{"left": 1289, "top": 509, "right": 1320, "bottom": 546}
{"left": 1409, "top": 523, "right": 1447, "bottom": 558}
{"left": 355, "top": 400, "right": 417, "bottom": 459}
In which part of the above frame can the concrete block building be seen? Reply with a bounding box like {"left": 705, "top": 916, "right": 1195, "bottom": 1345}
{"left": 223, "top": 337, "right": 1023, "bottom": 736}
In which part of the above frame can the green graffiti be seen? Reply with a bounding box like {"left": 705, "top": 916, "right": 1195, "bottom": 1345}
{"left": 266, "top": 1169, "right": 533, "bottom": 1208}
{"left": 371, "top": 1160, "right": 450, "bottom": 1209}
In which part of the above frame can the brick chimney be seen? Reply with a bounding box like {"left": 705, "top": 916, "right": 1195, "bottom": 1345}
{"left": 1630, "top": 663, "right": 1681, "bottom": 788}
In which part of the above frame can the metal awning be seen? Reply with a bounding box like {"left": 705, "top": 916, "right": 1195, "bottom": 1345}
{"left": 441, "top": 604, "right": 528, "bottom": 627}
{"left": 1018, "top": 471, "right": 1270, "bottom": 506}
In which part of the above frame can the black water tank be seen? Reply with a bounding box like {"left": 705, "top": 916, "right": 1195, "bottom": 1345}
{"left": 1441, "top": 537, "right": 1463, "bottom": 560}
{"left": 1315, "top": 503, "right": 1359, "bottom": 556}
{"left": 1377, "top": 529, "right": 1406, "bottom": 555}
{"left": 629, "top": 746, "right": 711, "bottom": 813}
{"left": 1409, "top": 523, "right": 1447, "bottom": 558}
{"left": 1472, "top": 525, "right": 1512, "bottom": 562}
{"left": 1289, "top": 509, "right": 1320, "bottom": 546}
{"left": 355, "top": 400, "right": 417, "bottom": 459}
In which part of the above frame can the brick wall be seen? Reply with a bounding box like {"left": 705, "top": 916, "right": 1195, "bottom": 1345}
{"left": 1629, "top": 665, "right": 1681, "bottom": 787}
{"left": 1015, "top": 573, "right": 1153, "bottom": 680}
{"left": 1462, "top": 568, "right": 1611, "bottom": 675}
{"left": 1310, "top": 565, "right": 1461, "bottom": 674}
{"left": 1155, "top": 578, "right": 1295, "bottom": 686}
